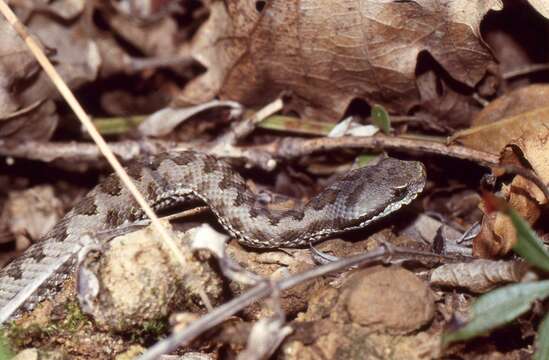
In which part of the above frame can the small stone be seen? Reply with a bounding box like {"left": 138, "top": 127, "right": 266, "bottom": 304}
{"left": 345, "top": 266, "right": 435, "bottom": 334}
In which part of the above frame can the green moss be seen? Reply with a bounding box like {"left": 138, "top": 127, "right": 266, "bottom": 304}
{"left": 5, "top": 322, "right": 57, "bottom": 349}
{"left": 129, "top": 319, "right": 169, "bottom": 343}
{"left": 4, "top": 301, "right": 91, "bottom": 349}
{"left": 62, "top": 301, "right": 89, "bottom": 332}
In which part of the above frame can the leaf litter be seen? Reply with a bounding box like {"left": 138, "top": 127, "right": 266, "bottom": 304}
{"left": 0, "top": 1, "right": 548, "bottom": 359}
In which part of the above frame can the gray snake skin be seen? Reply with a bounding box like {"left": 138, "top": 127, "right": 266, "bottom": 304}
{"left": 0, "top": 151, "right": 426, "bottom": 323}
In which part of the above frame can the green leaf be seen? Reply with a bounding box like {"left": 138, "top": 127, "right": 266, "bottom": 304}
{"left": 92, "top": 115, "right": 145, "bottom": 135}
{"left": 443, "top": 281, "right": 549, "bottom": 346}
{"left": 355, "top": 153, "right": 380, "bottom": 168}
{"left": 370, "top": 104, "right": 391, "bottom": 134}
{"left": 508, "top": 207, "right": 549, "bottom": 272}
{"left": 0, "top": 332, "right": 13, "bottom": 360}
{"left": 534, "top": 312, "right": 549, "bottom": 360}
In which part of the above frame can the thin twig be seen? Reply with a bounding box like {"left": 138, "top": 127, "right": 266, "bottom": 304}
{"left": 137, "top": 245, "right": 452, "bottom": 360}
{"left": 502, "top": 63, "right": 549, "bottom": 79}
{"left": 261, "top": 134, "right": 500, "bottom": 167}
{"left": 0, "top": 2, "right": 187, "bottom": 268}
{"left": 214, "top": 98, "right": 284, "bottom": 147}
{"left": 159, "top": 206, "right": 210, "bottom": 222}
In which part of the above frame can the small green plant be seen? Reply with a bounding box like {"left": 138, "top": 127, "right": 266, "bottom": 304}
{"left": 0, "top": 331, "right": 14, "bottom": 360}
{"left": 62, "top": 301, "right": 89, "bottom": 332}
{"left": 370, "top": 104, "right": 392, "bottom": 134}
{"left": 443, "top": 196, "right": 549, "bottom": 359}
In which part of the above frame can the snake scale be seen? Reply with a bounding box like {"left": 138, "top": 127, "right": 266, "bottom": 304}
{"left": 0, "top": 151, "right": 426, "bottom": 323}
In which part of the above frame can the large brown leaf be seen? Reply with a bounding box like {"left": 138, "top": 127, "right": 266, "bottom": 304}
{"left": 178, "top": 0, "right": 501, "bottom": 121}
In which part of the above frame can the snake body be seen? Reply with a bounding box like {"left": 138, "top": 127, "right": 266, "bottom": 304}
{"left": 0, "top": 151, "right": 425, "bottom": 323}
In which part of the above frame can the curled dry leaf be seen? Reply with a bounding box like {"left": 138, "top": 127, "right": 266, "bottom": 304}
{"left": 452, "top": 84, "right": 549, "bottom": 256}
{"left": 179, "top": 0, "right": 500, "bottom": 121}
{"left": 430, "top": 259, "right": 531, "bottom": 293}
{"left": 139, "top": 100, "right": 242, "bottom": 137}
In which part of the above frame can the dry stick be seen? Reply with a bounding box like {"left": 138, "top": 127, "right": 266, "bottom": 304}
{"left": 502, "top": 63, "right": 549, "bottom": 79}
{"left": 0, "top": 139, "right": 168, "bottom": 164}
{"left": 214, "top": 98, "right": 284, "bottom": 147}
{"left": 0, "top": 2, "right": 187, "bottom": 267}
{"left": 0, "top": 139, "right": 279, "bottom": 172}
{"left": 268, "top": 134, "right": 500, "bottom": 167}
{"left": 0, "top": 133, "right": 500, "bottom": 172}
{"left": 138, "top": 245, "right": 453, "bottom": 360}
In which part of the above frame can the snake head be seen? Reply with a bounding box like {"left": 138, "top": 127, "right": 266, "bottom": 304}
{"left": 337, "top": 157, "right": 426, "bottom": 230}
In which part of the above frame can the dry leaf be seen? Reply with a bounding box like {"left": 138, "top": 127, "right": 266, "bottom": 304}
{"left": 106, "top": 14, "right": 181, "bottom": 56}
{"left": 178, "top": 0, "right": 500, "bottom": 121}
{"left": 430, "top": 259, "right": 530, "bottom": 293}
{"left": 454, "top": 85, "right": 549, "bottom": 256}
{"left": 0, "top": 19, "right": 39, "bottom": 116}
{"left": 451, "top": 84, "right": 549, "bottom": 156}
{"left": 0, "top": 185, "right": 63, "bottom": 251}
{"left": 22, "top": 11, "right": 102, "bottom": 102}
{"left": 415, "top": 70, "right": 478, "bottom": 131}
{"left": 527, "top": 0, "right": 549, "bottom": 19}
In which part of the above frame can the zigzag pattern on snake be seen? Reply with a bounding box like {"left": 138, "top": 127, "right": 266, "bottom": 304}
{"left": 0, "top": 151, "right": 426, "bottom": 323}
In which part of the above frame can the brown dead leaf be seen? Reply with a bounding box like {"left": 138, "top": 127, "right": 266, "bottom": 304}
{"left": 491, "top": 172, "right": 544, "bottom": 252}
{"left": 178, "top": 0, "right": 500, "bottom": 121}
{"left": 451, "top": 84, "right": 549, "bottom": 155}
{"left": 430, "top": 259, "right": 530, "bottom": 293}
{"left": 415, "top": 70, "right": 479, "bottom": 131}
{"left": 17, "top": 0, "right": 87, "bottom": 20}
{"left": 0, "top": 18, "right": 39, "bottom": 116}
{"left": 0, "top": 19, "right": 60, "bottom": 140}
{"left": 106, "top": 14, "right": 181, "bottom": 57}
{"left": 454, "top": 85, "right": 549, "bottom": 257}
{"left": 0, "top": 185, "right": 63, "bottom": 251}
{"left": 0, "top": 100, "right": 58, "bottom": 141}
{"left": 22, "top": 10, "right": 102, "bottom": 102}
